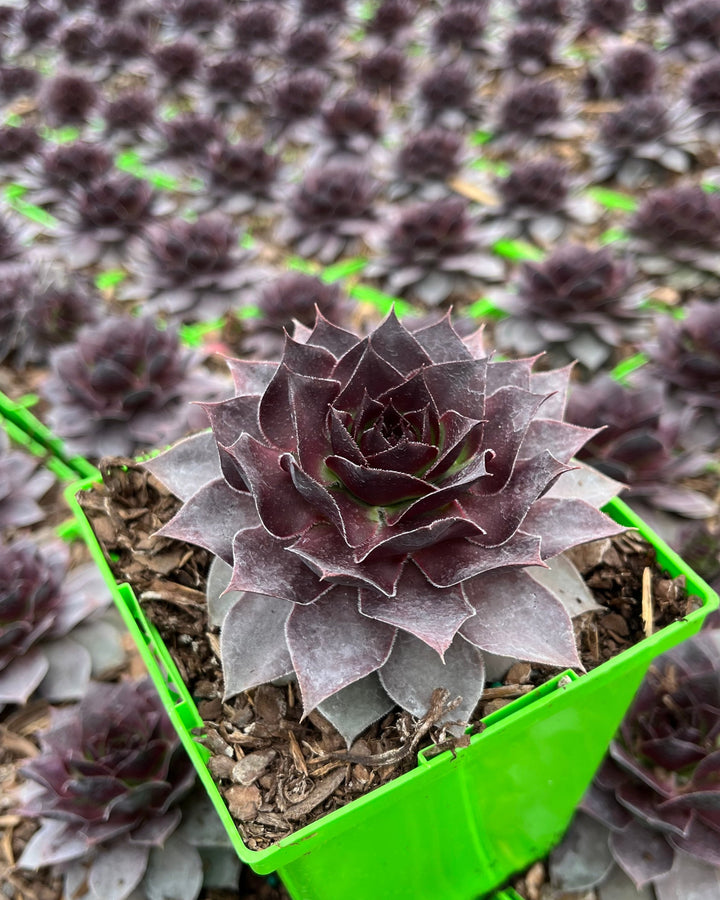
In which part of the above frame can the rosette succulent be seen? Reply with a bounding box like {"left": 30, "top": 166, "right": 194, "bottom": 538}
{"left": 366, "top": 196, "right": 505, "bottom": 305}
{"left": 580, "top": 0, "right": 633, "bottom": 33}
{"left": 24, "top": 140, "right": 113, "bottom": 208}
{"left": 567, "top": 374, "right": 718, "bottom": 518}
{"left": 492, "top": 245, "right": 647, "bottom": 371}
{"left": 550, "top": 628, "right": 720, "bottom": 897}
{"left": 17, "top": 679, "right": 204, "bottom": 900}
{"left": 391, "top": 127, "right": 464, "bottom": 200}
{"left": 591, "top": 95, "right": 702, "bottom": 187}
{"left": 0, "top": 64, "right": 38, "bottom": 101}
{"left": 152, "top": 38, "right": 202, "bottom": 85}
{"left": 276, "top": 163, "right": 378, "bottom": 263}
{"left": 419, "top": 63, "right": 478, "bottom": 127}
{"left": 645, "top": 300, "right": 720, "bottom": 447}
{"left": 271, "top": 70, "right": 329, "bottom": 133}
{"left": 161, "top": 113, "right": 224, "bottom": 160}
{"left": 147, "top": 310, "right": 624, "bottom": 744}
{"left": 688, "top": 58, "right": 720, "bottom": 137}
{"left": 128, "top": 214, "right": 268, "bottom": 322}
{"left": 231, "top": 3, "right": 281, "bottom": 48}
{"left": 629, "top": 185, "right": 720, "bottom": 292}
{"left": 201, "top": 139, "right": 280, "bottom": 215}
{"left": 284, "top": 24, "right": 332, "bottom": 68}
{"left": 670, "top": 0, "right": 720, "bottom": 56}
{"left": 0, "top": 430, "right": 54, "bottom": 532}
{"left": 39, "top": 72, "right": 99, "bottom": 125}
{"left": 516, "top": 0, "right": 567, "bottom": 21}
{"left": 103, "top": 90, "right": 157, "bottom": 139}
{"left": 203, "top": 54, "right": 255, "bottom": 109}
{"left": 503, "top": 23, "right": 557, "bottom": 74}
{"left": 0, "top": 124, "right": 41, "bottom": 171}
{"left": 0, "top": 537, "right": 114, "bottom": 706}
{"left": 42, "top": 315, "right": 229, "bottom": 458}
{"left": 431, "top": 2, "right": 489, "bottom": 52}
{"left": 495, "top": 80, "right": 574, "bottom": 141}
{"left": 357, "top": 47, "right": 408, "bottom": 94}
{"left": 366, "top": 0, "right": 416, "bottom": 39}
{"left": 584, "top": 44, "right": 659, "bottom": 100}
{"left": 320, "top": 93, "right": 382, "bottom": 157}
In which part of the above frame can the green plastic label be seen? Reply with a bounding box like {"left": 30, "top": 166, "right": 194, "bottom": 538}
{"left": 95, "top": 269, "right": 127, "bottom": 289}
{"left": 321, "top": 258, "right": 368, "bottom": 282}
{"left": 492, "top": 239, "right": 544, "bottom": 262}
{"left": 585, "top": 187, "right": 638, "bottom": 212}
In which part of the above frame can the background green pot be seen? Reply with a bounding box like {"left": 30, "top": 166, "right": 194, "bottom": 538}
{"left": 67, "top": 475, "right": 718, "bottom": 900}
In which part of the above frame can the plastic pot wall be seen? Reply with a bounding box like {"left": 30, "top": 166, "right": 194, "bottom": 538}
{"left": 67, "top": 476, "right": 719, "bottom": 900}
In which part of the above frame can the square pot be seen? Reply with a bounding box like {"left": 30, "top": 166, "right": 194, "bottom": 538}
{"left": 67, "top": 474, "right": 718, "bottom": 900}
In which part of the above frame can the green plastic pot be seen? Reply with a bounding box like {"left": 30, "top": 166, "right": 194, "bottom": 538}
{"left": 0, "top": 390, "right": 98, "bottom": 480}
{"left": 66, "top": 475, "right": 718, "bottom": 900}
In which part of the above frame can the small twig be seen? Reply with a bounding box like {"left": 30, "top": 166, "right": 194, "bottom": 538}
{"left": 323, "top": 689, "right": 461, "bottom": 768}
{"left": 481, "top": 684, "right": 535, "bottom": 701}
{"left": 642, "top": 566, "right": 653, "bottom": 638}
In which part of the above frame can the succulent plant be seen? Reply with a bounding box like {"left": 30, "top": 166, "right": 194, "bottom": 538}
{"left": 516, "top": 0, "right": 568, "bottom": 21}
{"left": 670, "top": 0, "right": 720, "bottom": 55}
{"left": 301, "top": 0, "right": 346, "bottom": 18}
{"left": 59, "top": 173, "right": 156, "bottom": 268}
{"left": 148, "top": 310, "right": 624, "bottom": 743}
{"left": 483, "top": 158, "right": 599, "bottom": 246}
{"left": 0, "top": 431, "right": 55, "bottom": 533}
{"left": 584, "top": 44, "right": 659, "bottom": 100}
{"left": 201, "top": 139, "right": 280, "bottom": 215}
{"left": 17, "top": 679, "right": 205, "bottom": 900}
{"left": 688, "top": 58, "right": 720, "bottom": 133}
{"left": 366, "top": 0, "right": 416, "bottom": 38}
{"left": 591, "top": 95, "right": 702, "bottom": 187}
{"left": 357, "top": 47, "right": 408, "bottom": 93}
{"left": 629, "top": 185, "right": 720, "bottom": 291}
{"left": 503, "top": 23, "right": 557, "bottom": 74}
{"left": 496, "top": 79, "right": 570, "bottom": 140}
{"left": 128, "top": 214, "right": 268, "bottom": 322}
{"left": 0, "top": 64, "right": 39, "bottom": 100}
{"left": 419, "top": 63, "right": 477, "bottom": 125}
{"left": 102, "top": 21, "right": 148, "bottom": 63}
{"left": 103, "top": 89, "right": 157, "bottom": 137}
{"left": 59, "top": 19, "right": 104, "bottom": 64}
{"left": 0, "top": 124, "right": 42, "bottom": 170}
{"left": 153, "top": 38, "right": 202, "bottom": 84}
{"left": 24, "top": 140, "right": 113, "bottom": 208}
{"left": 319, "top": 93, "right": 382, "bottom": 156}
{"left": 231, "top": 2, "right": 282, "bottom": 47}
{"left": 431, "top": 2, "right": 489, "bottom": 51}
{"left": 580, "top": 0, "right": 633, "bottom": 32}
{"left": 492, "top": 245, "right": 648, "bottom": 371}
{"left": 645, "top": 300, "right": 720, "bottom": 446}
{"left": 42, "top": 315, "right": 228, "bottom": 458}
{"left": 19, "top": 4, "right": 59, "bottom": 44}
{"left": 567, "top": 374, "right": 717, "bottom": 518}
{"left": 203, "top": 54, "right": 255, "bottom": 107}
{"left": 551, "top": 628, "right": 720, "bottom": 896}
{"left": 395, "top": 127, "right": 463, "bottom": 185}
{"left": 161, "top": 113, "right": 224, "bottom": 159}
{"left": 271, "top": 69, "right": 329, "bottom": 129}
{"left": 39, "top": 72, "right": 99, "bottom": 125}
{"left": 172, "top": 0, "right": 224, "bottom": 29}
{"left": 0, "top": 264, "right": 100, "bottom": 367}
{"left": 0, "top": 215, "right": 25, "bottom": 265}
{"left": 284, "top": 24, "right": 332, "bottom": 68}
{"left": 0, "top": 536, "right": 115, "bottom": 706}
{"left": 366, "top": 196, "right": 505, "bottom": 305}
{"left": 276, "top": 163, "right": 378, "bottom": 263}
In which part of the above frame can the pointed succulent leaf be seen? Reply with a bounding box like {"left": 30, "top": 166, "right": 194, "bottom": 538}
{"left": 144, "top": 432, "right": 221, "bottom": 502}
{"left": 522, "top": 498, "right": 627, "bottom": 559}
{"left": 144, "top": 834, "right": 203, "bottom": 900}
{"left": 610, "top": 821, "right": 675, "bottom": 888}
{"left": 526, "top": 554, "right": 602, "bottom": 618}
{"left": 0, "top": 648, "right": 49, "bottom": 705}
{"left": 316, "top": 672, "right": 396, "bottom": 746}
{"left": 17, "top": 819, "right": 88, "bottom": 869}
{"left": 206, "top": 557, "right": 240, "bottom": 629}
{"left": 286, "top": 585, "right": 396, "bottom": 713}
{"left": 229, "top": 527, "right": 325, "bottom": 603}
{"left": 654, "top": 852, "right": 720, "bottom": 900}
{"left": 88, "top": 840, "right": 149, "bottom": 900}
{"left": 461, "top": 568, "right": 581, "bottom": 668}
{"left": 37, "top": 637, "right": 92, "bottom": 702}
{"left": 550, "top": 811, "right": 615, "bottom": 891}
{"left": 220, "top": 591, "right": 294, "bottom": 699}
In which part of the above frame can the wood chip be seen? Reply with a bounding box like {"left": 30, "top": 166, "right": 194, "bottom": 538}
{"left": 284, "top": 768, "right": 346, "bottom": 822}
{"left": 448, "top": 177, "right": 499, "bottom": 207}
{"left": 642, "top": 567, "right": 653, "bottom": 638}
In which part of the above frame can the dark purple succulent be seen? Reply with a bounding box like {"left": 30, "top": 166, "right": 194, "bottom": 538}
{"left": 33, "top": 140, "right": 113, "bottom": 205}
{"left": 567, "top": 374, "right": 717, "bottom": 517}
{"left": 153, "top": 38, "right": 202, "bottom": 84}
{"left": 497, "top": 80, "right": 564, "bottom": 137}
{"left": 420, "top": 63, "right": 475, "bottom": 120}
{"left": 0, "top": 65, "right": 39, "bottom": 100}
{"left": 581, "top": 0, "right": 633, "bottom": 32}
{"left": 17, "top": 679, "right": 201, "bottom": 900}
{"left": 204, "top": 54, "right": 255, "bottom": 103}
{"left": 366, "top": 0, "right": 416, "bottom": 38}
{"left": 161, "top": 113, "right": 224, "bottom": 159}
{"left": 357, "top": 47, "right": 407, "bottom": 93}
{"left": 493, "top": 245, "right": 646, "bottom": 370}
{"left": 504, "top": 23, "right": 557, "bottom": 72}
{"left": 172, "top": 0, "right": 224, "bottom": 28}
{"left": 584, "top": 45, "right": 659, "bottom": 100}
{"left": 688, "top": 58, "right": 720, "bottom": 119}
{"left": 498, "top": 158, "right": 569, "bottom": 213}
{"left": 432, "top": 2, "right": 488, "bottom": 50}
{"left": 670, "top": 0, "right": 720, "bottom": 50}
{"left": 396, "top": 127, "right": 463, "bottom": 183}
{"left": 278, "top": 163, "right": 377, "bottom": 262}
{"left": 62, "top": 173, "right": 155, "bottom": 268}
{"left": 19, "top": 4, "right": 59, "bottom": 43}
{"left": 95, "top": 0, "right": 127, "bottom": 15}
{"left": 285, "top": 24, "right": 331, "bottom": 67}
{"left": 0, "top": 124, "right": 41, "bottom": 165}
{"left": 645, "top": 301, "right": 720, "bottom": 441}
{"left": 59, "top": 19, "right": 104, "bottom": 64}
{"left": 301, "top": 0, "right": 346, "bottom": 18}
{"left": 602, "top": 97, "right": 669, "bottom": 148}
{"left": 629, "top": 186, "right": 720, "bottom": 288}
{"left": 272, "top": 70, "right": 328, "bottom": 124}
{"left": 231, "top": 3, "right": 281, "bottom": 47}
{"left": 0, "top": 216, "right": 23, "bottom": 265}
{"left": 0, "top": 264, "right": 99, "bottom": 367}
{"left": 148, "top": 310, "right": 624, "bottom": 738}
{"left": 103, "top": 90, "right": 156, "bottom": 134}
{"left": 42, "top": 315, "right": 227, "bottom": 458}
{"left": 101, "top": 21, "right": 148, "bottom": 62}
{"left": 368, "top": 196, "right": 503, "bottom": 305}
{"left": 130, "top": 214, "right": 267, "bottom": 322}
{"left": 516, "top": 0, "right": 567, "bottom": 21}
{"left": 39, "top": 73, "right": 98, "bottom": 125}
{"left": 322, "top": 93, "right": 381, "bottom": 145}
{"left": 203, "top": 140, "right": 279, "bottom": 211}
{"left": 0, "top": 536, "right": 112, "bottom": 705}
{"left": 563, "top": 629, "right": 720, "bottom": 892}
{"left": 0, "top": 432, "right": 55, "bottom": 532}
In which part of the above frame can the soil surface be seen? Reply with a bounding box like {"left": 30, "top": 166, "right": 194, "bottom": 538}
{"left": 78, "top": 456, "right": 694, "bottom": 851}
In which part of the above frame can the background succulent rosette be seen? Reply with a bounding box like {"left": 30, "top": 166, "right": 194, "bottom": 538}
{"left": 147, "top": 312, "right": 625, "bottom": 744}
